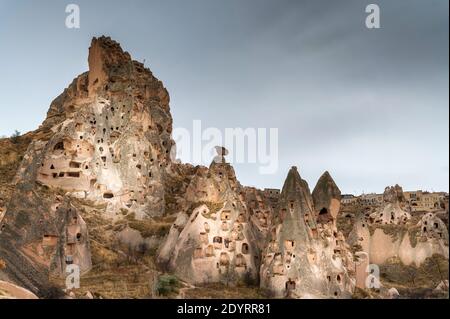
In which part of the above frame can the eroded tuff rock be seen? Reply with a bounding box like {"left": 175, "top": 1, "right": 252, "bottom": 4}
{"left": 260, "top": 167, "right": 355, "bottom": 298}
{"left": 348, "top": 185, "right": 449, "bottom": 268}
{"left": 312, "top": 171, "right": 341, "bottom": 225}
{"left": 369, "top": 185, "right": 411, "bottom": 225}
{"left": 157, "top": 147, "right": 264, "bottom": 285}
{"left": 0, "top": 280, "right": 38, "bottom": 299}
{"left": 0, "top": 36, "right": 176, "bottom": 296}
{"left": 33, "top": 36, "right": 174, "bottom": 219}
{"left": 1, "top": 36, "right": 445, "bottom": 299}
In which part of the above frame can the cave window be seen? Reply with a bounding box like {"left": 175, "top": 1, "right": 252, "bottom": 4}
{"left": 337, "top": 274, "right": 341, "bottom": 283}
{"left": 54, "top": 142, "right": 64, "bottom": 151}
{"left": 69, "top": 161, "right": 81, "bottom": 168}
{"left": 136, "top": 164, "right": 142, "bottom": 170}
{"left": 286, "top": 280, "right": 296, "bottom": 291}
{"left": 76, "top": 233, "right": 82, "bottom": 241}
{"left": 67, "top": 172, "right": 80, "bottom": 178}
{"left": 235, "top": 254, "right": 246, "bottom": 267}
{"left": 213, "top": 236, "right": 223, "bottom": 244}
{"left": 205, "top": 245, "right": 214, "bottom": 257}
{"left": 290, "top": 202, "right": 294, "bottom": 209}
{"left": 220, "top": 252, "right": 230, "bottom": 266}
{"left": 242, "top": 243, "right": 249, "bottom": 254}
{"left": 319, "top": 208, "right": 328, "bottom": 215}
{"left": 65, "top": 255, "right": 73, "bottom": 265}
{"left": 285, "top": 240, "right": 295, "bottom": 249}
{"left": 52, "top": 173, "right": 58, "bottom": 178}
{"left": 221, "top": 211, "right": 231, "bottom": 221}
{"left": 50, "top": 164, "right": 55, "bottom": 170}
{"left": 103, "top": 193, "right": 114, "bottom": 199}
{"left": 101, "top": 156, "right": 107, "bottom": 163}
{"left": 194, "top": 248, "right": 203, "bottom": 259}
{"left": 423, "top": 227, "right": 427, "bottom": 232}
{"left": 59, "top": 172, "right": 65, "bottom": 177}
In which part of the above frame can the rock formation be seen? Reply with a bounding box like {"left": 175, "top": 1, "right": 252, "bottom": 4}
{"left": 369, "top": 185, "right": 411, "bottom": 225}
{"left": 259, "top": 167, "right": 355, "bottom": 298}
{"left": 0, "top": 280, "right": 38, "bottom": 299}
{"left": 34, "top": 36, "right": 174, "bottom": 219}
{"left": 348, "top": 185, "right": 449, "bottom": 268}
{"left": 157, "top": 147, "right": 262, "bottom": 285}
{"left": 0, "top": 36, "right": 446, "bottom": 299}
{"left": 312, "top": 171, "right": 341, "bottom": 225}
{"left": 0, "top": 36, "right": 176, "bottom": 296}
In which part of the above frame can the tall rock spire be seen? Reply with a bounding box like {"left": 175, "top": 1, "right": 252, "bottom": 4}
{"left": 260, "top": 166, "right": 355, "bottom": 298}
{"left": 0, "top": 36, "right": 176, "bottom": 296}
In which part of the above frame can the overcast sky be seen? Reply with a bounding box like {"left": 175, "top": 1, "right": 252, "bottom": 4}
{"left": 0, "top": 0, "right": 448, "bottom": 194}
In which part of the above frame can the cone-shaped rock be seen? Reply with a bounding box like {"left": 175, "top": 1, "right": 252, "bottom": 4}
{"left": 157, "top": 147, "right": 262, "bottom": 285}
{"left": 260, "top": 167, "right": 355, "bottom": 298}
{"left": 312, "top": 171, "right": 341, "bottom": 225}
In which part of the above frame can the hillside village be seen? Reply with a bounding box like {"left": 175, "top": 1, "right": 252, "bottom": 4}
{"left": 0, "top": 37, "right": 448, "bottom": 299}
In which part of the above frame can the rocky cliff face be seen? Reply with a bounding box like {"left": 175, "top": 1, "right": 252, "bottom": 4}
{"left": 1, "top": 36, "right": 446, "bottom": 299}
{"left": 34, "top": 36, "right": 174, "bottom": 219}
{"left": 260, "top": 167, "right": 355, "bottom": 298}
{"left": 348, "top": 185, "right": 449, "bottom": 268}
{"left": 157, "top": 147, "right": 263, "bottom": 285}
{"left": 369, "top": 185, "right": 411, "bottom": 225}
{"left": 0, "top": 36, "right": 177, "bottom": 296}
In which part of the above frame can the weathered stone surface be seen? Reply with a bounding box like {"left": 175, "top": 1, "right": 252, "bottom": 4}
{"left": 0, "top": 280, "right": 38, "bottom": 299}
{"left": 260, "top": 167, "right": 355, "bottom": 298}
{"left": 348, "top": 185, "right": 449, "bottom": 268}
{"left": 1, "top": 36, "right": 446, "bottom": 299}
{"left": 157, "top": 147, "right": 262, "bottom": 285}
{"left": 312, "top": 171, "right": 341, "bottom": 225}
{"left": 0, "top": 36, "right": 175, "bottom": 297}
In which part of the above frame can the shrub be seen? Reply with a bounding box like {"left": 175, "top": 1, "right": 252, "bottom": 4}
{"left": 10, "top": 130, "right": 21, "bottom": 144}
{"left": 156, "top": 275, "right": 180, "bottom": 296}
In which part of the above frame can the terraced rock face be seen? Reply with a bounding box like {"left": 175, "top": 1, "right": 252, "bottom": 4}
{"left": 0, "top": 36, "right": 176, "bottom": 296}
{"left": 157, "top": 148, "right": 263, "bottom": 285}
{"left": 260, "top": 167, "right": 355, "bottom": 298}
